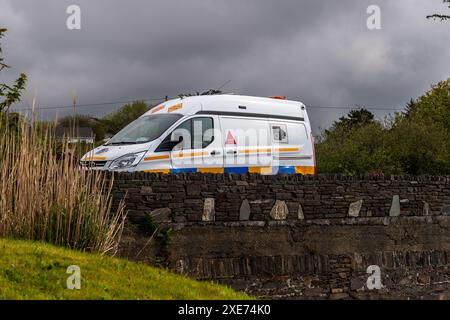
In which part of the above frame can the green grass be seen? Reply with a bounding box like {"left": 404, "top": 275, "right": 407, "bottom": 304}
{"left": 0, "top": 238, "right": 250, "bottom": 300}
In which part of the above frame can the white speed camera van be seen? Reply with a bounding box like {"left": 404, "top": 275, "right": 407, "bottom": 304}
{"left": 81, "top": 94, "right": 316, "bottom": 175}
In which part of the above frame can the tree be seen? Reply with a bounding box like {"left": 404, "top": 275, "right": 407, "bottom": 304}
{"left": 315, "top": 79, "right": 450, "bottom": 176}
{"left": 409, "top": 77, "right": 450, "bottom": 135}
{"left": 0, "top": 28, "right": 27, "bottom": 112}
{"left": 316, "top": 109, "right": 399, "bottom": 175}
{"left": 388, "top": 114, "right": 450, "bottom": 175}
{"left": 102, "top": 101, "right": 149, "bottom": 135}
{"left": 427, "top": 0, "right": 450, "bottom": 21}
{"left": 323, "top": 108, "right": 375, "bottom": 136}
{"left": 403, "top": 98, "right": 417, "bottom": 118}
{"left": 338, "top": 108, "right": 374, "bottom": 128}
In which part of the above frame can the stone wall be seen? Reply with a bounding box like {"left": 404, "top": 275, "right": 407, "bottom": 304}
{"left": 111, "top": 173, "right": 450, "bottom": 222}
{"left": 110, "top": 173, "right": 450, "bottom": 299}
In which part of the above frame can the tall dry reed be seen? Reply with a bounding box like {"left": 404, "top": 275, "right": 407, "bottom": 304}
{"left": 0, "top": 117, "right": 125, "bottom": 254}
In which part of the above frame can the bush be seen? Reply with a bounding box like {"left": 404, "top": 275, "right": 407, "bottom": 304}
{"left": 316, "top": 77, "right": 450, "bottom": 176}
{"left": 316, "top": 111, "right": 450, "bottom": 175}
{"left": 316, "top": 118, "right": 401, "bottom": 175}
{"left": 388, "top": 113, "right": 450, "bottom": 175}
{"left": 102, "top": 101, "right": 149, "bottom": 135}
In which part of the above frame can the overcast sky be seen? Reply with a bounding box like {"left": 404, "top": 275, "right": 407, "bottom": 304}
{"left": 1, "top": 0, "right": 449, "bottom": 133}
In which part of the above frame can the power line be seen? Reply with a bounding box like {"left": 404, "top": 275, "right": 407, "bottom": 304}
{"left": 306, "top": 105, "right": 404, "bottom": 112}
{"left": 9, "top": 97, "right": 170, "bottom": 112}
{"left": 8, "top": 96, "right": 405, "bottom": 113}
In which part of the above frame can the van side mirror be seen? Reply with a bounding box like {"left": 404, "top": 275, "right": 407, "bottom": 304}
{"left": 170, "top": 135, "right": 183, "bottom": 149}
{"left": 155, "top": 135, "right": 183, "bottom": 152}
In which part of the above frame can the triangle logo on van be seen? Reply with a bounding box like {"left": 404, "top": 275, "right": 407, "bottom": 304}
{"left": 225, "top": 131, "right": 237, "bottom": 145}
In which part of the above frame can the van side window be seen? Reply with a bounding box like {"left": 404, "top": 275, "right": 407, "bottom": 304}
{"left": 192, "top": 117, "right": 214, "bottom": 149}
{"left": 172, "top": 119, "right": 192, "bottom": 150}
{"left": 271, "top": 124, "right": 288, "bottom": 143}
{"left": 155, "top": 117, "right": 214, "bottom": 152}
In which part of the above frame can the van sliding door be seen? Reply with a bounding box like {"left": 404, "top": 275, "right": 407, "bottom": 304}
{"left": 220, "top": 116, "right": 272, "bottom": 174}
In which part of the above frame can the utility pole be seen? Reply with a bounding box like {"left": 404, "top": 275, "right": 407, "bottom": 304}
{"left": 72, "top": 92, "right": 78, "bottom": 144}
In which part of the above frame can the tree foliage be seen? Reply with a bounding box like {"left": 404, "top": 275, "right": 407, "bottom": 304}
{"left": 388, "top": 114, "right": 450, "bottom": 175}
{"left": 316, "top": 77, "right": 450, "bottom": 175}
{"left": 102, "top": 101, "right": 149, "bottom": 135}
{"left": 316, "top": 110, "right": 398, "bottom": 175}
{"left": 324, "top": 108, "right": 375, "bottom": 134}
{"left": 408, "top": 78, "right": 450, "bottom": 133}
{"left": 0, "top": 28, "right": 27, "bottom": 112}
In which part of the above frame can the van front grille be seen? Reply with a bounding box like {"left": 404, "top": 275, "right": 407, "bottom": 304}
{"left": 80, "top": 160, "right": 107, "bottom": 168}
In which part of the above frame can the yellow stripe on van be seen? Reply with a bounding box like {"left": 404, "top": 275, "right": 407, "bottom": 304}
{"left": 144, "top": 155, "right": 170, "bottom": 161}
{"left": 239, "top": 148, "right": 272, "bottom": 154}
{"left": 168, "top": 103, "right": 183, "bottom": 113}
{"left": 84, "top": 156, "right": 106, "bottom": 161}
{"left": 275, "top": 147, "right": 300, "bottom": 153}
{"left": 144, "top": 169, "right": 170, "bottom": 173}
{"left": 248, "top": 166, "right": 272, "bottom": 174}
{"left": 295, "top": 166, "right": 316, "bottom": 175}
{"left": 173, "top": 151, "right": 208, "bottom": 158}
{"left": 197, "top": 167, "right": 224, "bottom": 174}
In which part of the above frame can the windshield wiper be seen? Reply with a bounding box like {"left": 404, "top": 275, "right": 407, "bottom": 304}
{"left": 106, "top": 141, "right": 139, "bottom": 146}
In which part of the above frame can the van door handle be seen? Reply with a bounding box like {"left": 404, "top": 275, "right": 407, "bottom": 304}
{"left": 226, "top": 150, "right": 237, "bottom": 155}
{"left": 210, "top": 150, "right": 221, "bottom": 156}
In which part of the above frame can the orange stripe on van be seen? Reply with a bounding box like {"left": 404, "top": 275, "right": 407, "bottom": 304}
{"left": 173, "top": 151, "right": 208, "bottom": 158}
{"left": 144, "top": 155, "right": 170, "bottom": 161}
{"left": 151, "top": 104, "right": 165, "bottom": 113}
{"left": 239, "top": 148, "right": 272, "bottom": 154}
{"left": 275, "top": 147, "right": 299, "bottom": 153}
{"left": 144, "top": 169, "right": 170, "bottom": 173}
{"left": 168, "top": 103, "right": 182, "bottom": 113}
{"left": 248, "top": 166, "right": 272, "bottom": 174}
{"left": 295, "top": 166, "right": 316, "bottom": 175}
{"left": 197, "top": 167, "right": 224, "bottom": 174}
{"left": 84, "top": 156, "right": 106, "bottom": 161}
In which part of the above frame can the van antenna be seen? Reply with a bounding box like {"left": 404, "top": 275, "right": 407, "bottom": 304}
{"left": 217, "top": 80, "right": 231, "bottom": 92}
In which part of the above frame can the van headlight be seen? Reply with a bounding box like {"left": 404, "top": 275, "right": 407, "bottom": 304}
{"left": 109, "top": 152, "right": 146, "bottom": 170}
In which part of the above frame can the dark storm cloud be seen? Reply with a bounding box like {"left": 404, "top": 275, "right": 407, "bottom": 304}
{"left": 1, "top": 0, "right": 449, "bottom": 132}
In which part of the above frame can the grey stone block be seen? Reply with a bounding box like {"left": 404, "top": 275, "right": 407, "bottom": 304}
{"left": 298, "top": 204, "right": 305, "bottom": 220}
{"left": 202, "top": 198, "right": 215, "bottom": 222}
{"left": 423, "top": 202, "right": 430, "bottom": 216}
{"left": 270, "top": 200, "right": 289, "bottom": 220}
{"left": 348, "top": 200, "right": 363, "bottom": 217}
{"left": 239, "top": 199, "right": 251, "bottom": 221}
{"left": 389, "top": 195, "right": 400, "bottom": 217}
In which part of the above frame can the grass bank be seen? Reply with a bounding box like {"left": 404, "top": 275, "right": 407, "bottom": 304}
{"left": 0, "top": 238, "right": 250, "bottom": 300}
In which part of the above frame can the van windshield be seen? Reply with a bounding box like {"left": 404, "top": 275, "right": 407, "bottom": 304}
{"left": 105, "top": 114, "right": 183, "bottom": 145}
